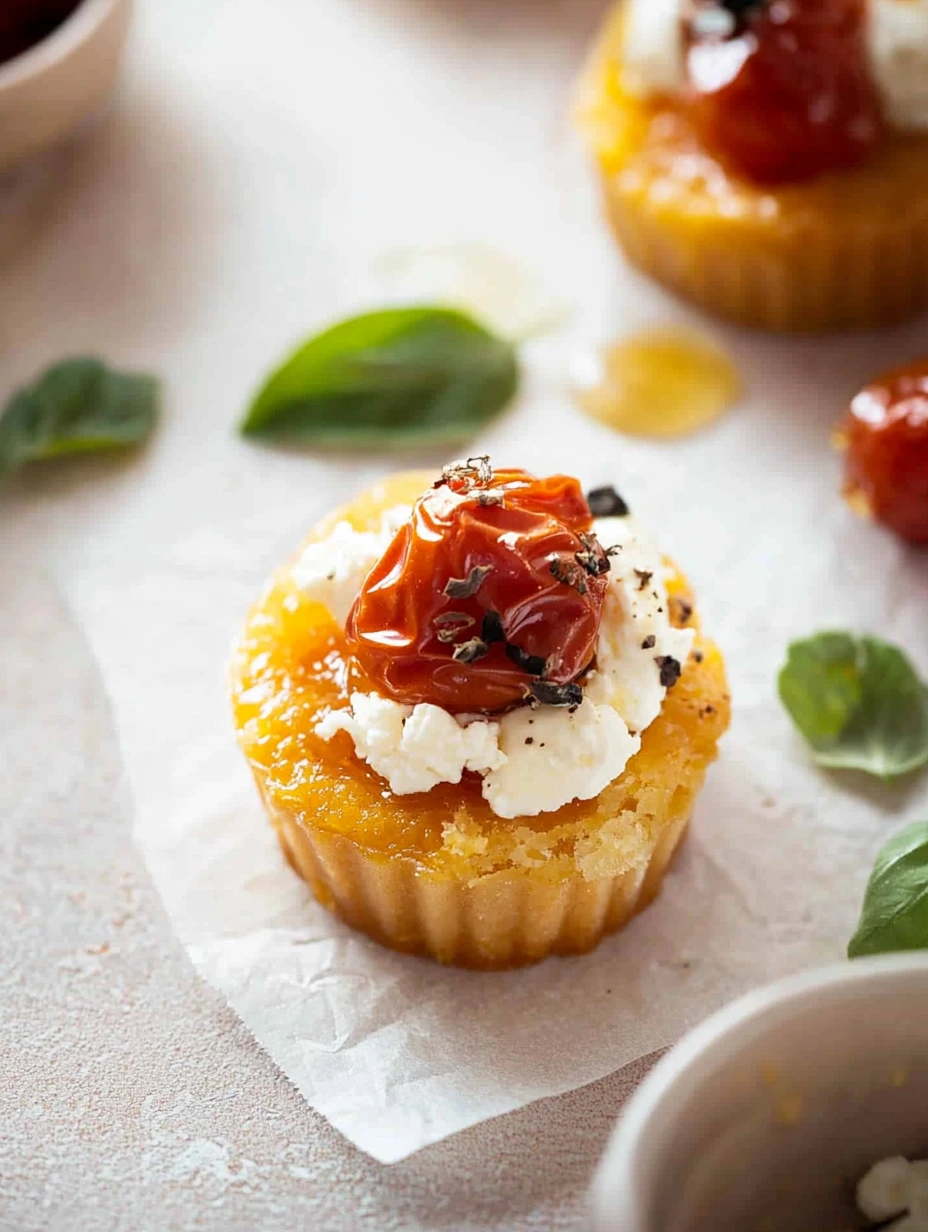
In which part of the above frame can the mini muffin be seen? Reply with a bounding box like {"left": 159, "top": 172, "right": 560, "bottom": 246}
{"left": 231, "top": 462, "right": 730, "bottom": 969}
{"left": 577, "top": 0, "right": 928, "bottom": 332}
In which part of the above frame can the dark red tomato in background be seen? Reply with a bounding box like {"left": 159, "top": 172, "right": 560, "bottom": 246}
{"left": 686, "top": 0, "right": 883, "bottom": 184}
{"left": 840, "top": 362, "right": 928, "bottom": 545}
{"left": 346, "top": 464, "right": 611, "bottom": 713}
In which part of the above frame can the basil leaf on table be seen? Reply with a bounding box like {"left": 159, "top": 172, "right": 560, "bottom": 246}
{"left": 0, "top": 357, "right": 159, "bottom": 481}
{"left": 849, "top": 822, "right": 928, "bottom": 958}
{"left": 778, "top": 632, "right": 928, "bottom": 780}
{"left": 240, "top": 307, "right": 520, "bottom": 449}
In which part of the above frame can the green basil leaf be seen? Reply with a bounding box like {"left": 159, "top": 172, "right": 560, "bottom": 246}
{"left": 778, "top": 632, "right": 928, "bottom": 779}
{"left": 240, "top": 307, "right": 519, "bottom": 449}
{"left": 849, "top": 821, "right": 928, "bottom": 958}
{"left": 0, "top": 357, "right": 158, "bottom": 481}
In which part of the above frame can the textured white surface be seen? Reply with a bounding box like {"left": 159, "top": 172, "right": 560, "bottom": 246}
{"left": 5, "top": 0, "right": 928, "bottom": 1219}
{"left": 0, "top": 560, "right": 660, "bottom": 1230}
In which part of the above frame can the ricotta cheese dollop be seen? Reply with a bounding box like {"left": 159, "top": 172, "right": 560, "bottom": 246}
{"left": 619, "top": 0, "right": 928, "bottom": 133}
{"left": 297, "top": 505, "right": 694, "bottom": 820}
{"left": 869, "top": 0, "right": 928, "bottom": 132}
{"left": 291, "top": 505, "right": 410, "bottom": 626}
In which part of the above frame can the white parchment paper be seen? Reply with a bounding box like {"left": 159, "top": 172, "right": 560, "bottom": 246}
{"left": 5, "top": 0, "right": 928, "bottom": 1167}
{"left": 50, "top": 323, "right": 928, "bottom": 1162}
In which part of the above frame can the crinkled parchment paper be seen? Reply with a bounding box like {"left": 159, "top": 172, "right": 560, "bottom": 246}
{"left": 41, "top": 324, "right": 926, "bottom": 1162}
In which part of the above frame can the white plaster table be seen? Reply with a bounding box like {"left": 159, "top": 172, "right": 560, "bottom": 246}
{"left": 0, "top": 573, "right": 657, "bottom": 1230}
{"left": 0, "top": 0, "right": 664, "bottom": 1226}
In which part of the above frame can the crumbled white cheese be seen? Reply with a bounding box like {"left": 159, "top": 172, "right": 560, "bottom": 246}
{"left": 858, "top": 1157, "right": 914, "bottom": 1222}
{"left": 291, "top": 505, "right": 410, "bottom": 626}
{"left": 617, "top": 0, "right": 928, "bottom": 135}
{"left": 869, "top": 1, "right": 928, "bottom": 132}
{"left": 857, "top": 1157, "right": 928, "bottom": 1231}
{"left": 482, "top": 699, "right": 640, "bottom": 820}
{"left": 311, "top": 505, "right": 689, "bottom": 818}
{"left": 585, "top": 516, "right": 695, "bottom": 735}
{"left": 316, "top": 692, "right": 506, "bottom": 796}
{"left": 318, "top": 692, "right": 638, "bottom": 819}
{"left": 620, "top": 0, "right": 686, "bottom": 98}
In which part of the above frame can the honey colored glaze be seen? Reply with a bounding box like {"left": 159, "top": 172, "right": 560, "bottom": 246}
{"left": 346, "top": 466, "right": 609, "bottom": 714}
{"left": 230, "top": 473, "right": 731, "bottom": 874}
{"left": 576, "top": 4, "right": 928, "bottom": 332}
{"left": 687, "top": 0, "right": 881, "bottom": 185}
{"left": 572, "top": 329, "right": 741, "bottom": 439}
{"left": 840, "top": 360, "right": 928, "bottom": 544}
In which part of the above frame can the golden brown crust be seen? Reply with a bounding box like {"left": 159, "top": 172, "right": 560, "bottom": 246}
{"left": 231, "top": 472, "right": 731, "bottom": 968}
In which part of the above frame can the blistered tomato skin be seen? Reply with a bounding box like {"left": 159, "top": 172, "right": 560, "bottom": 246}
{"left": 345, "top": 464, "right": 611, "bottom": 714}
{"left": 841, "top": 362, "right": 928, "bottom": 544}
{"left": 686, "top": 0, "right": 883, "bottom": 185}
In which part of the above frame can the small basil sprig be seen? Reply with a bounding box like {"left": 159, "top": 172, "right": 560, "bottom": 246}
{"left": 849, "top": 822, "right": 928, "bottom": 958}
{"left": 240, "top": 307, "right": 519, "bottom": 450}
{"left": 778, "top": 633, "right": 928, "bottom": 780}
{"left": 0, "top": 357, "right": 158, "bottom": 482}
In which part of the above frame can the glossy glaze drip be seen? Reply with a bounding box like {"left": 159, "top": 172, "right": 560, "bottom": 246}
{"left": 571, "top": 329, "right": 741, "bottom": 439}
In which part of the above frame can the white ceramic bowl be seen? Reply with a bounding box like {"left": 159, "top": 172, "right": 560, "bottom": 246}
{"left": 593, "top": 956, "right": 928, "bottom": 1232}
{"left": 0, "top": 0, "right": 131, "bottom": 171}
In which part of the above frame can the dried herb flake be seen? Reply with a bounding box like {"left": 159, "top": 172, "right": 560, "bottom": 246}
{"left": 550, "top": 556, "right": 588, "bottom": 596}
{"left": 444, "top": 565, "right": 493, "bottom": 600}
{"left": 529, "top": 680, "right": 584, "bottom": 708}
{"left": 453, "top": 638, "right": 489, "bottom": 664}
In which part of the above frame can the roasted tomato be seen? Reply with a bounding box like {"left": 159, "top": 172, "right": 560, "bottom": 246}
{"left": 685, "top": 0, "right": 883, "bottom": 184}
{"left": 839, "top": 361, "right": 928, "bottom": 545}
{"left": 345, "top": 460, "right": 612, "bottom": 713}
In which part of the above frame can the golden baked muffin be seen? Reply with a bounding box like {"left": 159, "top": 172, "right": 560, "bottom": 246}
{"left": 231, "top": 462, "right": 730, "bottom": 969}
{"left": 577, "top": 0, "right": 928, "bottom": 332}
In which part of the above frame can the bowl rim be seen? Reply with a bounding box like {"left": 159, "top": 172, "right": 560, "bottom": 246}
{"left": 593, "top": 953, "right": 928, "bottom": 1230}
{"left": 0, "top": 0, "right": 126, "bottom": 91}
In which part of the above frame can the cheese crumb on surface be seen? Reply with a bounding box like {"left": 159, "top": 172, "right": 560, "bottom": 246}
{"left": 857, "top": 1156, "right": 928, "bottom": 1230}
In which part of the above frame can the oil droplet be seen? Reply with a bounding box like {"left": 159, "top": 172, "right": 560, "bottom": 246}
{"left": 571, "top": 327, "right": 741, "bottom": 439}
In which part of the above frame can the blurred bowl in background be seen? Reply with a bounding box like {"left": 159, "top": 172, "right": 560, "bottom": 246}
{"left": 592, "top": 956, "right": 928, "bottom": 1232}
{"left": 0, "top": 0, "right": 131, "bottom": 171}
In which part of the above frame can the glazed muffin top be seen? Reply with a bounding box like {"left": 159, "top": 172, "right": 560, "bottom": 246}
{"left": 230, "top": 469, "right": 730, "bottom": 879}
{"left": 615, "top": 0, "right": 928, "bottom": 184}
